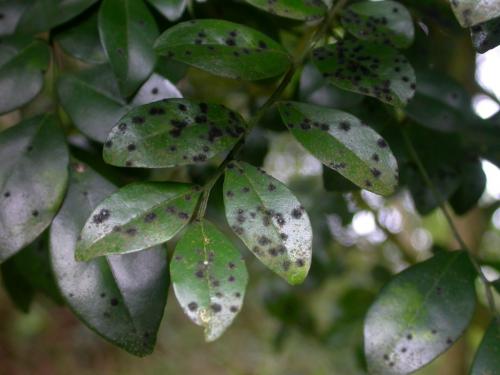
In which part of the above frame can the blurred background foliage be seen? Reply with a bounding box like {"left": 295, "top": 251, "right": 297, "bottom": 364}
{"left": 1, "top": 0, "right": 500, "bottom": 374}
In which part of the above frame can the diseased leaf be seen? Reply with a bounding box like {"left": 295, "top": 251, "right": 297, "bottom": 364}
{"left": 243, "top": 0, "right": 326, "bottom": 21}
{"left": 0, "top": 115, "right": 69, "bottom": 263}
{"left": 171, "top": 220, "right": 248, "bottom": 342}
{"left": 0, "top": 36, "right": 50, "bottom": 114}
{"left": 147, "top": 0, "right": 187, "bottom": 21}
{"left": 449, "top": 158, "right": 486, "bottom": 216}
{"left": 470, "top": 17, "right": 500, "bottom": 54}
{"left": 341, "top": 1, "right": 415, "bottom": 49}
{"left": 131, "top": 73, "right": 182, "bottom": 105}
{"left": 55, "top": 13, "right": 107, "bottom": 64}
{"left": 277, "top": 101, "right": 399, "bottom": 196}
{"left": 103, "top": 99, "right": 248, "bottom": 168}
{"left": 0, "top": 0, "right": 31, "bottom": 36}
{"left": 154, "top": 19, "right": 292, "bottom": 80}
{"left": 98, "top": 0, "right": 158, "bottom": 97}
{"left": 312, "top": 40, "right": 416, "bottom": 107}
{"left": 16, "top": 0, "right": 98, "bottom": 34}
{"left": 223, "top": 161, "right": 312, "bottom": 285}
{"left": 470, "top": 319, "right": 500, "bottom": 375}
{"left": 50, "top": 161, "right": 168, "bottom": 356}
{"left": 364, "top": 251, "right": 476, "bottom": 375}
{"left": 449, "top": 0, "right": 500, "bottom": 28}
{"left": 75, "top": 181, "right": 200, "bottom": 261}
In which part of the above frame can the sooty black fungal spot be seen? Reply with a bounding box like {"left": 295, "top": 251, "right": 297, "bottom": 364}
{"left": 127, "top": 144, "right": 136, "bottom": 151}
{"left": 93, "top": 208, "right": 110, "bottom": 224}
{"left": 126, "top": 228, "right": 137, "bottom": 236}
{"left": 32, "top": 210, "right": 39, "bottom": 217}
{"left": 132, "top": 116, "right": 145, "bottom": 125}
{"left": 110, "top": 298, "right": 119, "bottom": 306}
{"left": 195, "top": 269, "right": 204, "bottom": 278}
{"left": 151, "top": 87, "right": 159, "bottom": 95}
{"left": 178, "top": 212, "right": 189, "bottom": 220}
{"left": 211, "top": 303, "right": 222, "bottom": 313}
{"left": 377, "top": 138, "right": 387, "bottom": 148}
{"left": 144, "top": 212, "right": 157, "bottom": 223}
{"left": 3, "top": 191, "right": 10, "bottom": 198}
{"left": 228, "top": 275, "right": 235, "bottom": 282}
{"left": 188, "top": 302, "right": 198, "bottom": 311}
{"left": 291, "top": 208, "right": 303, "bottom": 219}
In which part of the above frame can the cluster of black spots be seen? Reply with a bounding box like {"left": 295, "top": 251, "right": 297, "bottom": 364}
{"left": 275, "top": 213, "right": 286, "bottom": 226}
{"left": 193, "top": 153, "right": 207, "bottom": 162}
{"left": 339, "top": 121, "right": 351, "bottom": 131}
{"left": 126, "top": 227, "right": 137, "bottom": 236}
{"left": 342, "top": 9, "right": 393, "bottom": 45}
{"left": 93, "top": 208, "right": 110, "bottom": 224}
{"left": 211, "top": 303, "right": 222, "bottom": 313}
{"left": 110, "top": 297, "right": 119, "bottom": 306}
{"left": 132, "top": 116, "right": 145, "bottom": 125}
{"left": 144, "top": 212, "right": 157, "bottom": 223}
{"left": 291, "top": 206, "right": 303, "bottom": 219}
{"left": 118, "top": 123, "right": 127, "bottom": 132}
{"left": 149, "top": 107, "right": 165, "bottom": 115}
{"left": 258, "top": 235, "right": 271, "bottom": 246}
{"left": 188, "top": 301, "right": 198, "bottom": 311}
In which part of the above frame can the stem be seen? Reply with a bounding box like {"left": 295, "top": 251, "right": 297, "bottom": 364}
{"left": 402, "top": 128, "right": 498, "bottom": 316}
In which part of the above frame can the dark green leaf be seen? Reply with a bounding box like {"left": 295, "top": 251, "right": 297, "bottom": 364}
{"left": 16, "top": 0, "right": 98, "bottom": 34}
{"left": 58, "top": 64, "right": 128, "bottom": 143}
{"left": 98, "top": 0, "right": 158, "bottom": 97}
{"left": 0, "top": 0, "right": 31, "bottom": 36}
{"left": 0, "top": 36, "right": 50, "bottom": 114}
{"left": 323, "top": 165, "right": 359, "bottom": 192}
{"left": 1, "top": 255, "right": 35, "bottom": 312}
{"left": 312, "top": 40, "right": 416, "bottom": 107}
{"left": 147, "top": 0, "right": 187, "bottom": 21}
{"left": 493, "top": 279, "right": 500, "bottom": 294}
{"left": 364, "top": 251, "right": 476, "bottom": 375}
{"left": 243, "top": 0, "right": 326, "bottom": 21}
{"left": 50, "top": 161, "right": 168, "bottom": 356}
{"left": 154, "top": 19, "right": 292, "bottom": 80}
{"left": 277, "top": 101, "right": 399, "bottom": 196}
{"left": 342, "top": 1, "right": 414, "bottom": 49}
{"left": 0, "top": 115, "right": 69, "bottom": 262}
{"left": 103, "top": 99, "right": 247, "bottom": 168}
{"left": 55, "top": 13, "right": 107, "bottom": 64}
{"left": 223, "top": 161, "right": 312, "bottom": 285}
{"left": 470, "top": 319, "right": 500, "bottom": 375}
{"left": 449, "top": 158, "right": 486, "bottom": 215}
{"left": 470, "top": 17, "right": 500, "bottom": 54}
{"left": 171, "top": 220, "right": 248, "bottom": 341}
{"left": 75, "top": 181, "right": 200, "bottom": 261}
{"left": 449, "top": 0, "right": 500, "bottom": 27}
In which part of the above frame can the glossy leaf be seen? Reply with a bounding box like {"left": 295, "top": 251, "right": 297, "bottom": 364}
{"left": 154, "top": 19, "right": 292, "bottom": 80}
{"left": 58, "top": 64, "right": 128, "bottom": 143}
{"left": 470, "top": 319, "right": 500, "bottom": 375}
{"left": 312, "top": 40, "right": 416, "bottom": 107}
{"left": 171, "top": 220, "right": 248, "bottom": 341}
{"left": 243, "top": 0, "right": 326, "bottom": 21}
{"left": 76, "top": 181, "right": 200, "bottom": 261}
{"left": 98, "top": 0, "right": 158, "bottom": 97}
{"left": 0, "top": 0, "right": 31, "bottom": 36}
{"left": 449, "top": 158, "right": 486, "bottom": 215}
{"left": 0, "top": 36, "right": 50, "bottom": 114}
{"left": 342, "top": 1, "right": 415, "bottom": 49}
{"left": 364, "top": 251, "right": 476, "bottom": 375}
{"left": 277, "top": 101, "right": 399, "bottom": 196}
{"left": 223, "top": 161, "right": 312, "bottom": 285}
{"left": 0, "top": 115, "right": 69, "bottom": 263}
{"left": 55, "top": 14, "right": 107, "bottom": 64}
{"left": 50, "top": 161, "right": 168, "bottom": 356}
{"left": 131, "top": 73, "right": 182, "bottom": 105}
{"left": 470, "top": 17, "right": 500, "bottom": 54}
{"left": 103, "top": 99, "right": 248, "bottom": 168}
{"left": 449, "top": 0, "right": 500, "bottom": 28}
{"left": 147, "top": 0, "right": 187, "bottom": 21}
{"left": 16, "top": 0, "right": 98, "bottom": 34}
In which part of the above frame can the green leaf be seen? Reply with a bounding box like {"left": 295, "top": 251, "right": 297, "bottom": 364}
{"left": 323, "top": 165, "right": 359, "bottom": 192}
{"left": 0, "top": 115, "right": 69, "bottom": 263}
{"left": 470, "top": 17, "right": 500, "bottom": 54}
{"left": 98, "top": 0, "right": 158, "bottom": 97}
{"left": 0, "top": 0, "right": 31, "bottom": 36}
{"left": 131, "top": 73, "right": 182, "bottom": 105}
{"left": 50, "top": 161, "right": 168, "bottom": 356}
{"left": 312, "top": 40, "right": 416, "bottom": 107}
{"left": 364, "top": 251, "right": 476, "bottom": 375}
{"left": 243, "top": 0, "right": 326, "bottom": 21}
{"left": 171, "top": 220, "right": 248, "bottom": 341}
{"left": 103, "top": 99, "right": 247, "bottom": 168}
{"left": 223, "top": 161, "right": 312, "bottom": 285}
{"left": 147, "top": 0, "right": 187, "bottom": 21}
{"left": 58, "top": 64, "right": 128, "bottom": 143}
{"left": 470, "top": 319, "right": 500, "bottom": 375}
{"left": 16, "top": 0, "right": 98, "bottom": 34}
{"left": 341, "top": 1, "right": 415, "bottom": 49}
{"left": 154, "top": 19, "right": 292, "bottom": 81}
{"left": 75, "top": 181, "right": 200, "bottom": 261}
{"left": 449, "top": 158, "right": 486, "bottom": 216}
{"left": 55, "top": 13, "right": 107, "bottom": 64}
{"left": 449, "top": 0, "right": 500, "bottom": 28}
{"left": 277, "top": 101, "right": 399, "bottom": 196}
{"left": 1, "top": 255, "right": 35, "bottom": 312}
{"left": 0, "top": 36, "right": 50, "bottom": 114}
{"left": 493, "top": 279, "right": 500, "bottom": 294}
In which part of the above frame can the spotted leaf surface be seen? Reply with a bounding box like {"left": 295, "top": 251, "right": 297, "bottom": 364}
{"left": 76, "top": 182, "right": 200, "bottom": 261}
{"left": 50, "top": 162, "right": 168, "bottom": 356}
{"left": 223, "top": 161, "right": 312, "bottom": 285}
{"left": 341, "top": 1, "right": 415, "bottom": 49}
{"left": 0, "top": 115, "right": 69, "bottom": 263}
{"left": 171, "top": 220, "right": 248, "bottom": 342}
{"left": 58, "top": 64, "right": 129, "bottom": 143}
{"left": 98, "top": 0, "right": 158, "bottom": 97}
{"left": 312, "top": 40, "right": 416, "bottom": 107}
{"left": 449, "top": 0, "right": 500, "bottom": 27}
{"left": 103, "top": 99, "right": 248, "bottom": 168}
{"left": 154, "top": 19, "right": 292, "bottom": 80}
{"left": 0, "top": 36, "right": 50, "bottom": 114}
{"left": 470, "top": 319, "right": 500, "bottom": 375}
{"left": 470, "top": 17, "right": 500, "bottom": 54}
{"left": 16, "top": 0, "right": 98, "bottom": 34}
{"left": 243, "top": 0, "right": 326, "bottom": 21}
{"left": 364, "top": 251, "right": 476, "bottom": 375}
{"left": 147, "top": 0, "right": 187, "bottom": 21}
{"left": 277, "top": 102, "right": 398, "bottom": 196}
